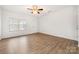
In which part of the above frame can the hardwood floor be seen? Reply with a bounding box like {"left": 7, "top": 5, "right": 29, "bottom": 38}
{"left": 78, "top": 47, "right": 79, "bottom": 53}
{"left": 0, "top": 33, "right": 78, "bottom": 54}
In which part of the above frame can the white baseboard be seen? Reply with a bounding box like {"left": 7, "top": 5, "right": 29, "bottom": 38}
{"left": 40, "top": 32, "right": 78, "bottom": 41}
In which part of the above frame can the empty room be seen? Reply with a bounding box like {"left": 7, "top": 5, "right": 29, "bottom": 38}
{"left": 0, "top": 5, "right": 78, "bottom": 54}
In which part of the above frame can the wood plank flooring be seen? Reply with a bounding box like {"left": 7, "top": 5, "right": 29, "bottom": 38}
{"left": 0, "top": 33, "right": 78, "bottom": 54}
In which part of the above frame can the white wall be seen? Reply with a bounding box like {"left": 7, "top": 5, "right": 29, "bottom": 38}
{"left": 0, "top": 8, "right": 1, "bottom": 39}
{"left": 39, "top": 6, "right": 76, "bottom": 40}
{"left": 2, "top": 9, "right": 37, "bottom": 38}
{"left": 77, "top": 6, "right": 79, "bottom": 46}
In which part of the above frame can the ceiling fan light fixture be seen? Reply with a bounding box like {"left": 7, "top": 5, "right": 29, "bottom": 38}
{"left": 32, "top": 10, "right": 38, "bottom": 14}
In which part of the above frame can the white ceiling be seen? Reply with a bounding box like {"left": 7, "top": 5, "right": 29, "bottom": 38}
{"left": 1, "top": 5, "right": 72, "bottom": 14}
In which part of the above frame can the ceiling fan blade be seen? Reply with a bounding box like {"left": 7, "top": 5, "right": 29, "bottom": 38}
{"left": 27, "top": 8, "right": 32, "bottom": 10}
{"left": 38, "top": 9, "right": 43, "bottom": 11}
{"left": 37, "top": 12, "right": 40, "bottom": 14}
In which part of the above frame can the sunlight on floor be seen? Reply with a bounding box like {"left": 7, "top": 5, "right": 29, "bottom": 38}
{"left": 7, "top": 37, "right": 29, "bottom": 53}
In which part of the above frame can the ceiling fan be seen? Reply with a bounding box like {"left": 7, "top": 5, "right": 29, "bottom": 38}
{"left": 27, "top": 5, "right": 43, "bottom": 14}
